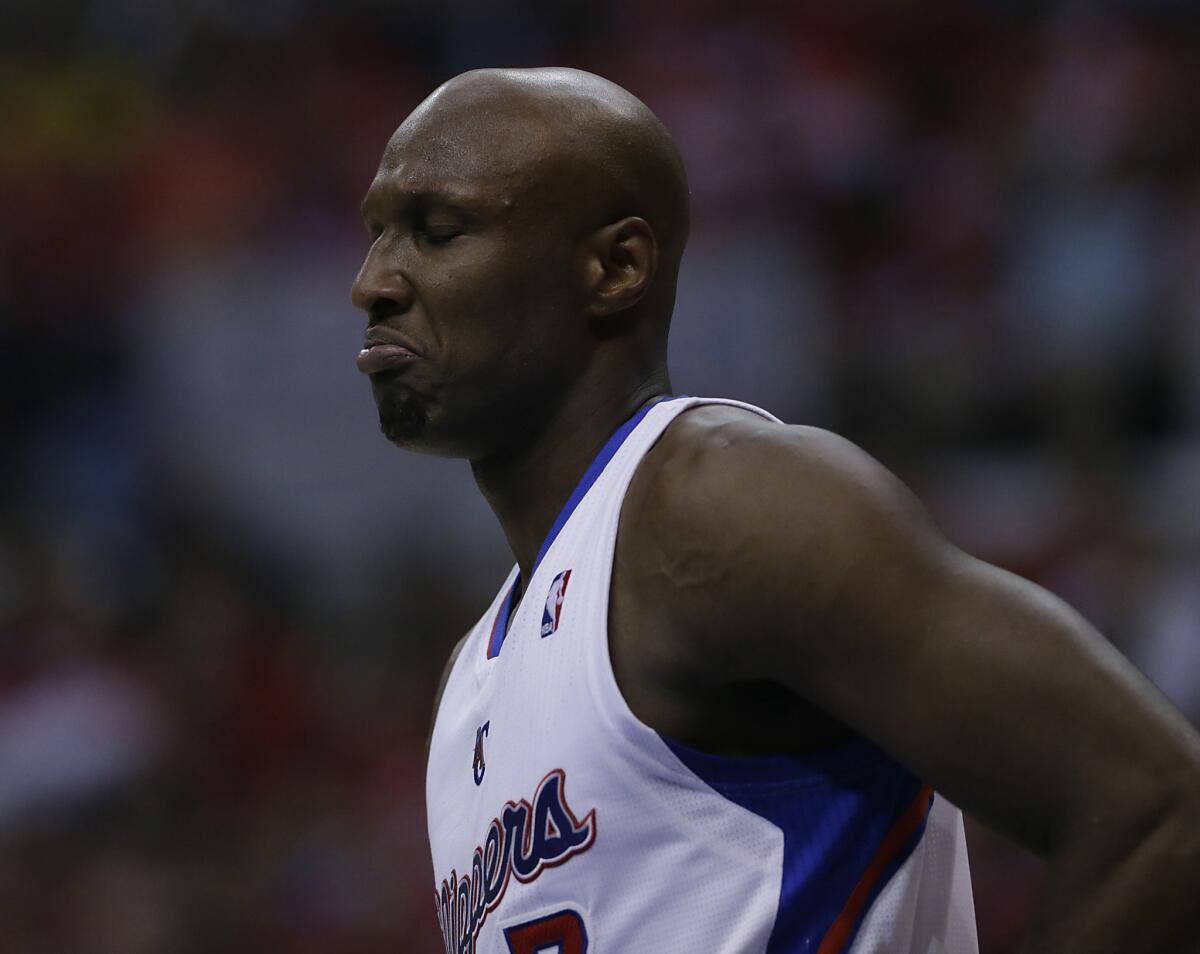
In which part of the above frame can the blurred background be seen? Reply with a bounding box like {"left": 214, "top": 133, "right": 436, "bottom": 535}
{"left": 2, "top": 0, "right": 1198, "bottom": 950}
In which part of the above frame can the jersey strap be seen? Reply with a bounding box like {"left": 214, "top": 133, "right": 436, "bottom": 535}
{"left": 485, "top": 395, "right": 677, "bottom": 659}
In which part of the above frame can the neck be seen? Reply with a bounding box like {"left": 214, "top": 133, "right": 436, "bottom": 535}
{"left": 471, "top": 372, "right": 672, "bottom": 582}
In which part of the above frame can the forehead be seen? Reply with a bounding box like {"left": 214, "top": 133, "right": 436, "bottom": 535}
{"left": 360, "top": 166, "right": 511, "bottom": 218}
{"left": 364, "top": 103, "right": 563, "bottom": 211}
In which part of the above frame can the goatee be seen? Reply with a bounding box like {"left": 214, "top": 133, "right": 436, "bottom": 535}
{"left": 377, "top": 388, "right": 428, "bottom": 444}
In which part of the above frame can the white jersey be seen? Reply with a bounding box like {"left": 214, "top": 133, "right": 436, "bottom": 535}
{"left": 426, "top": 396, "right": 978, "bottom": 954}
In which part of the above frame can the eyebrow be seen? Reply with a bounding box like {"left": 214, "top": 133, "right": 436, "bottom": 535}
{"left": 359, "top": 183, "right": 502, "bottom": 224}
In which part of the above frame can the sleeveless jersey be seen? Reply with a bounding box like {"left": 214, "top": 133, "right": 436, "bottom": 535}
{"left": 426, "top": 396, "right": 979, "bottom": 954}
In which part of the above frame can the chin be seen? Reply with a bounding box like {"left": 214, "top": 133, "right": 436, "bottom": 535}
{"left": 375, "top": 390, "right": 474, "bottom": 459}
{"left": 376, "top": 387, "right": 429, "bottom": 444}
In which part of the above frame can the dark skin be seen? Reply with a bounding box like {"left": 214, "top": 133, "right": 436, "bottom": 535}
{"left": 353, "top": 68, "right": 1200, "bottom": 952}
{"left": 352, "top": 68, "right": 680, "bottom": 565}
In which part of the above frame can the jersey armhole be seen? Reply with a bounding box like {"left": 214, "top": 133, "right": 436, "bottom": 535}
{"left": 427, "top": 631, "right": 470, "bottom": 757}
{"left": 582, "top": 396, "right": 800, "bottom": 785}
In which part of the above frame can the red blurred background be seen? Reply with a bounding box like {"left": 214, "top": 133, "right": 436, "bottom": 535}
{"left": 2, "top": 1, "right": 1198, "bottom": 950}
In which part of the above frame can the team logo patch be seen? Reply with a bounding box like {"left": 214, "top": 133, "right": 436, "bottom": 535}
{"left": 472, "top": 721, "right": 490, "bottom": 786}
{"left": 540, "top": 569, "right": 572, "bottom": 638}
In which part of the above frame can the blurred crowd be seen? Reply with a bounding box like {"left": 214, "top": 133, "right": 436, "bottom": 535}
{"left": 2, "top": 1, "right": 1198, "bottom": 951}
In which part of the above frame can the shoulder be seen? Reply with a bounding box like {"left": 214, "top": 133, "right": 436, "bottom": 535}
{"left": 616, "top": 404, "right": 955, "bottom": 679}
{"left": 624, "top": 403, "right": 941, "bottom": 572}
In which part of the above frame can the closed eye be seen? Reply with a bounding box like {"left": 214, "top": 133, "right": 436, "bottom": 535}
{"left": 419, "top": 227, "right": 463, "bottom": 246}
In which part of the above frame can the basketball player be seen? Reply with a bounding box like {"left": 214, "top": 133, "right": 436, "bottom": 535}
{"left": 350, "top": 68, "right": 1200, "bottom": 953}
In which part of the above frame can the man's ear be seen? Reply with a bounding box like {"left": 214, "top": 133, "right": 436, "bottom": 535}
{"left": 580, "top": 217, "right": 659, "bottom": 318}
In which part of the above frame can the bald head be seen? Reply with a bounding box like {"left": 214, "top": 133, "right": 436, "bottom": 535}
{"left": 384, "top": 67, "right": 691, "bottom": 308}
{"left": 353, "top": 68, "right": 686, "bottom": 458}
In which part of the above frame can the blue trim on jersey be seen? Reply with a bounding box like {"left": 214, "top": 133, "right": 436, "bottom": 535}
{"left": 839, "top": 788, "right": 933, "bottom": 950}
{"left": 486, "top": 577, "right": 521, "bottom": 660}
{"left": 530, "top": 398, "right": 669, "bottom": 575}
{"left": 661, "top": 735, "right": 930, "bottom": 954}
{"left": 486, "top": 395, "right": 677, "bottom": 660}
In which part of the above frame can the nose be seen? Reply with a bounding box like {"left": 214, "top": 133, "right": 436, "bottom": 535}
{"left": 351, "top": 242, "right": 415, "bottom": 324}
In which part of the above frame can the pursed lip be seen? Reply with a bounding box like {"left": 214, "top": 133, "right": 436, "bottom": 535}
{"left": 357, "top": 325, "right": 423, "bottom": 376}
{"left": 362, "top": 326, "right": 421, "bottom": 356}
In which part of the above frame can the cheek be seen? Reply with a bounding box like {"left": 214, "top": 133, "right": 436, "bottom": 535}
{"left": 435, "top": 253, "right": 574, "bottom": 363}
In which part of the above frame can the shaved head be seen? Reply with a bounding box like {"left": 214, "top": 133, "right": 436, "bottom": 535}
{"left": 352, "top": 67, "right": 686, "bottom": 460}
{"left": 383, "top": 67, "right": 691, "bottom": 317}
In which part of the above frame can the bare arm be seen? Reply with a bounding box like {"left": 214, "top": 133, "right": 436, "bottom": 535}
{"left": 624, "top": 409, "right": 1200, "bottom": 952}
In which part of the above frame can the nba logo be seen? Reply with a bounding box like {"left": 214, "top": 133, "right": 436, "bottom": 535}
{"left": 541, "top": 569, "right": 572, "bottom": 638}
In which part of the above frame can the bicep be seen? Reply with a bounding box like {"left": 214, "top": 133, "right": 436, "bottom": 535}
{"left": 644, "top": 424, "right": 1200, "bottom": 854}
{"left": 795, "top": 541, "right": 1194, "bottom": 852}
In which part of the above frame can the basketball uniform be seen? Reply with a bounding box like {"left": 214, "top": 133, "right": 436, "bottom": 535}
{"left": 426, "top": 396, "right": 979, "bottom": 953}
